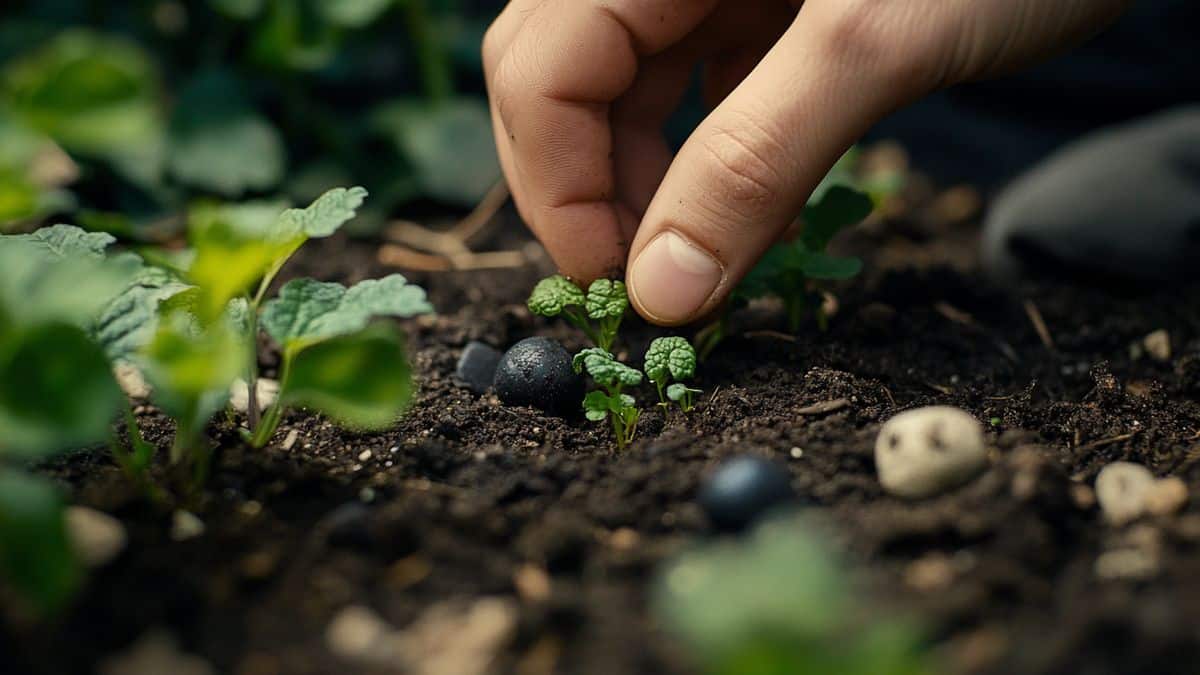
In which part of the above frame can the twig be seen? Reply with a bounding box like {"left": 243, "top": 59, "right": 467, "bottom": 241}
{"left": 796, "top": 399, "right": 850, "bottom": 416}
{"left": 742, "top": 330, "right": 797, "bottom": 343}
{"left": 449, "top": 179, "right": 510, "bottom": 244}
{"left": 378, "top": 244, "right": 452, "bottom": 271}
{"left": 933, "top": 301, "right": 1020, "bottom": 363}
{"left": 1023, "top": 299, "right": 1056, "bottom": 351}
{"left": 1075, "top": 431, "right": 1138, "bottom": 453}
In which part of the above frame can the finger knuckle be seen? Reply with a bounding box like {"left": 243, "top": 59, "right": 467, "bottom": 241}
{"left": 697, "top": 115, "right": 787, "bottom": 209}
{"left": 818, "top": 0, "right": 944, "bottom": 89}
{"left": 481, "top": 24, "right": 506, "bottom": 75}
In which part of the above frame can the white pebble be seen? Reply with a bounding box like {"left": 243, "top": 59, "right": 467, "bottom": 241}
{"left": 170, "top": 510, "right": 205, "bottom": 541}
{"left": 229, "top": 378, "right": 280, "bottom": 414}
{"left": 1095, "top": 462, "right": 1156, "bottom": 525}
{"left": 66, "top": 506, "right": 127, "bottom": 567}
{"left": 875, "top": 406, "right": 988, "bottom": 499}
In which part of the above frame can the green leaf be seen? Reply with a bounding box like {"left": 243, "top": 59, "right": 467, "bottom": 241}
{"left": 0, "top": 227, "right": 141, "bottom": 327}
{"left": 316, "top": 0, "right": 394, "bottom": 27}
{"left": 168, "top": 71, "right": 285, "bottom": 196}
{"left": 282, "top": 323, "right": 413, "bottom": 429}
{"left": 644, "top": 336, "right": 696, "bottom": 384}
{"left": 0, "top": 471, "right": 81, "bottom": 613}
{"left": 1, "top": 30, "right": 165, "bottom": 161}
{"left": 801, "top": 185, "right": 873, "bottom": 252}
{"left": 798, "top": 252, "right": 863, "bottom": 280}
{"left": 261, "top": 275, "right": 432, "bottom": 352}
{"left": 0, "top": 323, "right": 124, "bottom": 458}
{"left": 527, "top": 275, "right": 585, "bottom": 317}
{"left": 210, "top": 0, "right": 266, "bottom": 19}
{"left": 584, "top": 279, "right": 628, "bottom": 320}
{"left": 583, "top": 390, "right": 610, "bottom": 422}
{"left": 653, "top": 519, "right": 847, "bottom": 663}
{"left": 371, "top": 98, "right": 500, "bottom": 206}
{"left": 140, "top": 312, "right": 246, "bottom": 428}
{"left": 272, "top": 185, "right": 368, "bottom": 240}
{"left": 666, "top": 383, "right": 691, "bottom": 402}
{"left": 93, "top": 265, "right": 192, "bottom": 361}
{"left": 572, "top": 348, "right": 642, "bottom": 388}
{"left": 186, "top": 219, "right": 281, "bottom": 322}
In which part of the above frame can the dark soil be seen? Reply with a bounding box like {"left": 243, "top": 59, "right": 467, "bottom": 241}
{"left": 4, "top": 179, "right": 1200, "bottom": 675}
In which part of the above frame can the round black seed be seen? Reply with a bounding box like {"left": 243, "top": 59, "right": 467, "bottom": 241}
{"left": 455, "top": 341, "right": 504, "bottom": 394}
{"left": 493, "top": 337, "right": 585, "bottom": 416}
{"left": 698, "top": 455, "right": 796, "bottom": 532}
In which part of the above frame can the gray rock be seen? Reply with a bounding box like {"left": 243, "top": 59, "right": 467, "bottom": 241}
{"left": 983, "top": 106, "right": 1200, "bottom": 284}
{"left": 455, "top": 341, "right": 503, "bottom": 394}
{"left": 66, "top": 506, "right": 127, "bottom": 567}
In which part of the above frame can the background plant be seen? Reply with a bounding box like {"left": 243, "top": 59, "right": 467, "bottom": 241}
{"left": 654, "top": 517, "right": 935, "bottom": 675}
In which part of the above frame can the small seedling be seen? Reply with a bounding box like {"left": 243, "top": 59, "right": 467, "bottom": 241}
{"left": 573, "top": 347, "right": 642, "bottom": 449}
{"left": 644, "top": 336, "right": 700, "bottom": 412}
{"left": 528, "top": 275, "right": 628, "bottom": 351}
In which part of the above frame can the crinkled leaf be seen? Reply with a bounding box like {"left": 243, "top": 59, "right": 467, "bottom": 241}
{"left": 801, "top": 185, "right": 873, "bottom": 252}
{"left": 527, "top": 275, "right": 585, "bottom": 317}
{"left": 0, "top": 471, "right": 81, "bottom": 613}
{"left": 0, "top": 323, "right": 124, "bottom": 458}
{"left": 0, "top": 229, "right": 140, "bottom": 328}
{"left": 644, "top": 336, "right": 696, "bottom": 383}
{"left": 261, "top": 275, "right": 431, "bottom": 352}
{"left": 584, "top": 279, "right": 628, "bottom": 320}
{"left": 798, "top": 252, "right": 863, "bottom": 280}
{"left": 271, "top": 185, "right": 368, "bottom": 241}
{"left": 168, "top": 70, "right": 285, "bottom": 196}
{"left": 583, "top": 390, "right": 610, "bottom": 422}
{"left": 371, "top": 98, "right": 500, "bottom": 206}
{"left": 93, "top": 265, "right": 192, "bottom": 361}
{"left": 281, "top": 323, "right": 413, "bottom": 429}
{"left": 572, "top": 348, "right": 642, "bottom": 388}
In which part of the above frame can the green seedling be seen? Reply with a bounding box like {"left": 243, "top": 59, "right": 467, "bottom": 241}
{"left": 573, "top": 347, "right": 643, "bottom": 449}
{"left": 644, "top": 337, "right": 700, "bottom": 412}
{"left": 528, "top": 275, "right": 628, "bottom": 351}
{"left": 694, "top": 184, "right": 874, "bottom": 360}
{"left": 654, "top": 517, "right": 935, "bottom": 675}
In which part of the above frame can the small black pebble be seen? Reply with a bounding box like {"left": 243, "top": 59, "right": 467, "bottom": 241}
{"left": 455, "top": 341, "right": 503, "bottom": 394}
{"left": 323, "top": 503, "right": 374, "bottom": 549}
{"left": 494, "top": 337, "right": 585, "bottom": 416}
{"left": 698, "top": 455, "right": 795, "bottom": 532}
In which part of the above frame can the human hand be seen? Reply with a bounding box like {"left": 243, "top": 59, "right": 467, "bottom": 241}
{"left": 483, "top": 0, "right": 1130, "bottom": 325}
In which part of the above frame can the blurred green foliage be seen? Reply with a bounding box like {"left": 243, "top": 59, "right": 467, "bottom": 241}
{"left": 0, "top": 0, "right": 501, "bottom": 235}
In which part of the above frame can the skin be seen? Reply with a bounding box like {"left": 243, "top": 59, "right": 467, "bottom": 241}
{"left": 482, "top": 0, "right": 1132, "bottom": 325}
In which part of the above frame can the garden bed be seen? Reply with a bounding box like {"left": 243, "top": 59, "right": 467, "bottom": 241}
{"left": 4, "top": 184, "right": 1200, "bottom": 675}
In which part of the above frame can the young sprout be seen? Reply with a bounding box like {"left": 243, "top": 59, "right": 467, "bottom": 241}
{"left": 644, "top": 336, "right": 700, "bottom": 412}
{"left": 573, "top": 347, "right": 642, "bottom": 449}
{"left": 527, "top": 275, "right": 628, "bottom": 351}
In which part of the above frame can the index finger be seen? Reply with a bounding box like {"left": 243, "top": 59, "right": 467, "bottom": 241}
{"left": 490, "top": 0, "right": 718, "bottom": 282}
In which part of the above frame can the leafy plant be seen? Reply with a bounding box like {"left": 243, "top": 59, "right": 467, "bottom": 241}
{"left": 695, "top": 184, "right": 874, "bottom": 360}
{"left": 0, "top": 225, "right": 141, "bottom": 612}
{"left": 527, "top": 275, "right": 629, "bottom": 351}
{"left": 644, "top": 336, "right": 700, "bottom": 412}
{"left": 654, "top": 517, "right": 935, "bottom": 675}
{"left": 573, "top": 347, "right": 643, "bottom": 450}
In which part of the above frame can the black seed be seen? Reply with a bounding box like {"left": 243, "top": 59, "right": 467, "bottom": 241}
{"left": 698, "top": 455, "right": 796, "bottom": 533}
{"left": 455, "top": 341, "right": 504, "bottom": 394}
{"left": 493, "top": 337, "right": 585, "bottom": 416}
{"left": 323, "top": 502, "right": 374, "bottom": 549}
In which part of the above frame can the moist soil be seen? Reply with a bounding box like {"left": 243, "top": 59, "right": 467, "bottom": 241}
{"left": 3, "top": 181, "right": 1200, "bottom": 675}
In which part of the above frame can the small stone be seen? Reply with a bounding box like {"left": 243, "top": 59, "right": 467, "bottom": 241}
{"left": 493, "top": 337, "right": 585, "bottom": 416}
{"left": 114, "top": 362, "right": 151, "bottom": 399}
{"left": 1095, "top": 462, "right": 1156, "bottom": 525}
{"left": 1095, "top": 547, "right": 1159, "bottom": 580}
{"left": 98, "top": 629, "right": 215, "bottom": 675}
{"left": 326, "top": 605, "right": 398, "bottom": 665}
{"left": 697, "top": 455, "right": 795, "bottom": 532}
{"left": 455, "top": 341, "right": 504, "bottom": 394}
{"left": 1145, "top": 476, "right": 1188, "bottom": 517}
{"left": 280, "top": 429, "right": 299, "bottom": 451}
{"left": 875, "top": 406, "right": 988, "bottom": 499}
{"left": 66, "top": 506, "right": 127, "bottom": 567}
{"left": 905, "top": 553, "right": 955, "bottom": 592}
{"left": 1143, "top": 329, "right": 1172, "bottom": 362}
{"left": 357, "top": 449, "right": 372, "bottom": 462}
{"left": 170, "top": 510, "right": 205, "bottom": 541}
{"left": 513, "top": 564, "right": 552, "bottom": 603}
{"left": 323, "top": 503, "right": 374, "bottom": 549}
{"left": 229, "top": 378, "right": 280, "bottom": 414}
{"left": 400, "top": 597, "right": 518, "bottom": 675}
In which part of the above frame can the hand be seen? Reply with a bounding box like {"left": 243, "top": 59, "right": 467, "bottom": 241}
{"left": 483, "top": 0, "right": 1130, "bottom": 325}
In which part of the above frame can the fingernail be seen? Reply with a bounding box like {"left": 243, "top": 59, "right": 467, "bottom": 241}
{"left": 628, "top": 231, "right": 723, "bottom": 324}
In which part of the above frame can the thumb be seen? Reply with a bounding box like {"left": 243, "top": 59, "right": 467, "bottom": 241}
{"left": 625, "top": 5, "right": 930, "bottom": 325}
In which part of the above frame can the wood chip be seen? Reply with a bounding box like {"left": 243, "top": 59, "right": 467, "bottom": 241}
{"left": 795, "top": 399, "right": 850, "bottom": 416}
